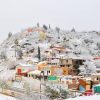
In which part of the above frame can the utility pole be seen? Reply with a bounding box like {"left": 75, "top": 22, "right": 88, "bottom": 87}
{"left": 40, "top": 72, "right": 42, "bottom": 99}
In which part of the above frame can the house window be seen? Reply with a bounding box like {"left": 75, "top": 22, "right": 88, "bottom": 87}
{"left": 97, "top": 77, "right": 99, "bottom": 80}
{"left": 48, "top": 71, "right": 50, "bottom": 73}
{"left": 76, "top": 61, "right": 79, "bottom": 64}
{"left": 68, "top": 65, "right": 70, "bottom": 67}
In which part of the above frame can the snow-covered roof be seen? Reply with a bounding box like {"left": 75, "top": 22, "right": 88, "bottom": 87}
{"left": 19, "top": 63, "right": 34, "bottom": 67}
{"left": 17, "top": 63, "right": 37, "bottom": 70}
{"left": 94, "top": 84, "right": 100, "bottom": 87}
{"left": 58, "top": 54, "right": 86, "bottom": 60}
{"left": 37, "top": 61, "right": 47, "bottom": 65}
{"left": 50, "top": 59, "right": 59, "bottom": 63}
{"left": 94, "top": 60, "right": 100, "bottom": 68}
{"left": 28, "top": 70, "right": 41, "bottom": 75}
{"left": 92, "top": 73, "right": 100, "bottom": 75}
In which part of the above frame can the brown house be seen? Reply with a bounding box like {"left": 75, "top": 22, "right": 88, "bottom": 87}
{"left": 59, "top": 57, "right": 85, "bottom": 75}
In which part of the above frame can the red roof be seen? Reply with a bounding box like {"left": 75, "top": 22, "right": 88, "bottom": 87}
{"left": 94, "top": 57, "right": 100, "bottom": 60}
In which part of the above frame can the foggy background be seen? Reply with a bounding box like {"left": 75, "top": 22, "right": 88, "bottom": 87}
{"left": 0, "top": 0, "right": 100, "bottom": 43}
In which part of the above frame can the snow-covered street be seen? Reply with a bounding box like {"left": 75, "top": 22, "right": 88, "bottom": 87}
{"left": 0, "top": 93, "right": 17, "bottom": 100}
{"left": 67, "top": 95, "right": 100, "bottom": 100}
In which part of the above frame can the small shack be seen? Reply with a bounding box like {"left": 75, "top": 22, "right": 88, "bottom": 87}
{"left": 16, "top": 63, "right": 37, "bottom": 77}
{"left": 28, "top": 70, "right": 41, "bottom": 79}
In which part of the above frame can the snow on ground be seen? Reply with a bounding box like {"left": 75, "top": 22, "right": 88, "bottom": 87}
{"left": 0, "top": 93, "right": 17, "bottom": 100}
{"left": 66, "top": 95, "right": 100, "bottom": 100}
{"left": 0, "top": 70, "right": 16, "bottom": 81}
{"left": 23, "top": 77, "right": 45, "bottom": 93}
{"left": 11, "top": 81, "right": 24, "bottom": 90}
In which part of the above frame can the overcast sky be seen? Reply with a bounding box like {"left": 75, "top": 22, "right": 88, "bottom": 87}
{"left": 0, "top": 0, "right": 100, "bottom": 43}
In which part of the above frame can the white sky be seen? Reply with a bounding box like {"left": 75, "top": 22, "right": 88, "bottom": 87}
{"left": 0, "top": 0, "right": 100, "bottom": 42}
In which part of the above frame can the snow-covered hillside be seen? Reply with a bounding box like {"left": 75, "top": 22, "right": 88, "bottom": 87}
{"left": 0, "top": 26, "right": 100, "bottom": 100}
{"left": 0, "top": 27, "right": 100, "bottom": 57}
{"left": 0, "top": 26, "right": 100, "bottom": 70}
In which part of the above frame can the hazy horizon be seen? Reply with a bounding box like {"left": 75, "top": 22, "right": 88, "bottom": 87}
{"left": 0, "top": 0, "right": 100, "bottom": 43}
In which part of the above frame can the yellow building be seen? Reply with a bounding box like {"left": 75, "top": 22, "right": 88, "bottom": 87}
{"left": 39, "top": 32, "right": 46, "bottom": 41}
{"left": 37, "top": 61, "right": 69, "bottom": 76}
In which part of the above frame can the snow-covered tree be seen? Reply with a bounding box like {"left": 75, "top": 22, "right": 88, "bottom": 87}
{"left": 37, "top": 22, "right": 39, "bottom": 27}
{"left": 16, "top": 49, "right": 23, "bottom": 59}
{"left": 7, "top": 60, "right": 17, "bottom": 69}
{"left": 8, "top": 32, "right": 12, "bottom": 39}
{"left": 24, "top": 82, "right": 30, "bottom": 95}
{"left": 0, "top": 51, "right": 7, "bottom": 60}
{"left": 71, "top": 28, "right": 76, "bottom": 32}
{"left": 97, "top": 42, "right": 100, "bottom": 49}
{"left": 45, "top": 85, "right": 69, "bottom": 99}
{"left": 14, "top": 39, "right": 19, "bottom": 57}
{"left": 49, "top": 24, "right": 51, "bottom": 29}
{"left": 14, "top": 38, "right": 19, "bottom": 45}
{"left": 0, "top": 80, "right": 8, "bottom": 93}
{"left": 56, "top": 27, "right": 60, "bottom": 33}
{"left": 79, "top": 60, "right": 96, "bottom": 75}
{"left": 43, "top": 24, "right": 48, "bottom": 30}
